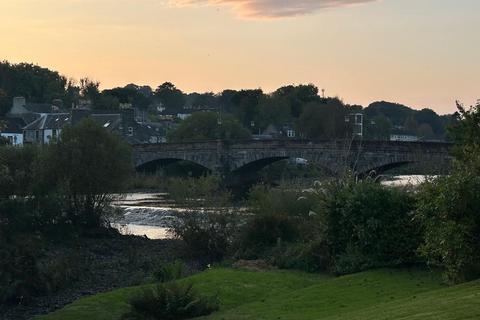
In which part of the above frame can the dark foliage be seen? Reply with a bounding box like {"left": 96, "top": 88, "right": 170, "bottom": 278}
{"left": 414, "top": 101, "right": 480, "bottom": 283}
{"left": 314, "top": 179, "right": 421, "bottom": 274}
{"left": 167, "top": 112, "right": 251, "bottom": 142}
{"left": 172, "top": 211, "right": 239, "bottom": 262}
{"left": 122, "top": 283, "right": 218, "bottom": 320}
{"left": 153, "top": 261, "right": 185, "bottom": 283}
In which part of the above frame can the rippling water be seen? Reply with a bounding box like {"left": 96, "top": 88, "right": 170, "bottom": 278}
{"left": 111, "top": 193, "right": 180, "bottom": 239}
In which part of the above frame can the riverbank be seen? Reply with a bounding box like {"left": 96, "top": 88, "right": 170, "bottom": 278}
{"left": 0, "top": 233, "right": 200, "bottom": 320}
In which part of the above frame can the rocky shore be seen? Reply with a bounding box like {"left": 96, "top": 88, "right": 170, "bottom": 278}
{"left": 1, "top": 233, "right": 200, "bottom": 320}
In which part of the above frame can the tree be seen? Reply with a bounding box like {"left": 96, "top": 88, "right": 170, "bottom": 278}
{"left": 155, "top": 82, "right": 186, "bottom": 115}
{"left": 79, "top": 78, "right": 101, "bottom": 106}
{"left": 415, "top": 108, "right": 445, "bottom": 137}
{"left": 365, "top": 115, "right": 391, "bottom": 140}
{"left": 231, "top": 89, "right": 264, "bottom": 128}
{"left": 0, "top": 89, "right": 8, "bottom": 116}
{"left": 167, "top": 112, "right": 251, "bottom": 142}
{"left": 105, "top": 85, "right": 151, "bottom": 110}
{"left": 44, "top": 119, "right": 132, "bottom": 228}
{"left": 188, "top": 92, "right": 219, "bottom": 109}
{"left": 0, "top": 145, "right": 39, "bottom": 198}
{"left": 0, "top": 61, "right": 71, "bottom": 113}
{"left": 297, "top": 98, "right": 348, "bottom": 139}
{"left": 255, "top": 95, "right": 292, "bottom": 130}
{"left": 404, "top": 116, "right": 419, "bottom": 134}
{"left": 417, "top": 123, "right": 434, "bottom": 140}
{"left": 415, "top": 100, "right": 480, "bottom": 283}
{"left": 449, "top": 101, "right": 480, "bottom": 160}
{"left": 96, "top": 93, "right": 120, "bottom": 110}
{"left": 273, "top": 84, "right": 319, "bottom": 118}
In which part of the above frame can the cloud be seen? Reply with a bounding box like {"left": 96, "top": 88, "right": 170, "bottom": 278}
{"left": 169, "top": 0, "right": 377, "bottom": 18}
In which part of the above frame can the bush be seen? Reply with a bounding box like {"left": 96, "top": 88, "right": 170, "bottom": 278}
{"left": 311, "top": 178, "right": 420, "bottom": 274}
{"left": 236, "top": 185, "right": 316, "bottom": 259}
{"left": 153, "top": 260, "right": 185, "bottom": 283}
{"left": 168, "top": 175, "right": 239, "bottom": 262}
{"left": 415, "top": 170, "right": 480, "bottom": 283}
{"left": 0, "top": 235, "right": 44, "bottom": 304}
{"left": 172, "top": 211, "right": 239, "bottom": 262}
{"left": 247, "top": 184, "right": 314, "bottom": 218}
{"left": 122, "top": 282, "right": 219, "bottom": 320}
{"left": 238, "top": 213, "right": 299, "bottom": 257}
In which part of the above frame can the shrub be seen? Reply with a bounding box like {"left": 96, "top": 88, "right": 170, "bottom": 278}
{"left": 122, "top": 282, "right": 219, "bottom": 320}
{"left": 172, "top": 211, "right": 239, "bottom": 262}
{"left": 236, "top": 185, "right": 316, "bottom": 259}
{"left": 415, "top": 169, "right": 480, "bottom": 283}
{"left": 310, "top": 178, "right": 420, "bottom": 274}
{"left": 247, "top": 184, "right": 314, "bottom": 218}
{"left": 0, "top": 234, "right": 81, "bottom": 305}
{"left": 239, "top": 213, "right": 299, "bottom": 257}
{"left": 0, "top": 235, "right": 44, "bottom": 304}
{"left": 168, "top": 175, "right": 239, "bottom": 262}
{"left": 153, "top": 260, "right": 185, "bottom": 283}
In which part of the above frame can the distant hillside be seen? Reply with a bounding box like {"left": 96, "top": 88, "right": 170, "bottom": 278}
{"left": 364, "top": 101, "right": 454, "bottom": 141}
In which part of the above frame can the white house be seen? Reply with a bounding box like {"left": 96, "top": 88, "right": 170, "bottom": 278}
{"left": 23, "top": 113, "right": 70, "bottom": 144}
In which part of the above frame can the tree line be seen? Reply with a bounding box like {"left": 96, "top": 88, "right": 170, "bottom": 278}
{"left": 0, "top": 61, "right": 453, "bottom": 141}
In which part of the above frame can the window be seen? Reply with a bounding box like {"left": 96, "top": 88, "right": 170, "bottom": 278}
{"left": 355, "top": 114, "right": 363, "bottom": 125}
{"left": 287, "top": 130, "right": 295, "bottom": 138}
{"left": 52, "top": 129, "right": 57, "bottom": 139}
{"left": 35, "top": 130, "right": 40, "bottom": 141}
{"left": 128, "top": 127, "right": 134, "bottom": 136}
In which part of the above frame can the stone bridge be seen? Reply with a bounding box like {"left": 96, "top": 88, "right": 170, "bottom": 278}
{"left": 133, "top": 140, "right": 453, "bottom": 176}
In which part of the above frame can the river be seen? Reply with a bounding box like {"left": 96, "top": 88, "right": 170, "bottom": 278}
{"left": 111, "top": 175, "right": 432, "bottom": 239}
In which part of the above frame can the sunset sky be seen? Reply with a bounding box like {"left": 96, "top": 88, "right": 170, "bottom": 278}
{"left": 1, "top": 0, "right": 478, "bottom": 114}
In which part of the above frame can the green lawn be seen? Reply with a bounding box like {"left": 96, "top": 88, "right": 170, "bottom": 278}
{"left": 37, "top": 268, "right": 480, "bottom": 320}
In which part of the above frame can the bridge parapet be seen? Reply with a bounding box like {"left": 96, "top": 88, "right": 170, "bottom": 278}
{"left": 133, "top": 140, "right": 454, "bottom": 175}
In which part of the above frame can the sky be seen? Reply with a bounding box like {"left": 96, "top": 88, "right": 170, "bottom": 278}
{"left": 0, "top": 0, "right": 479, "bottom": 114}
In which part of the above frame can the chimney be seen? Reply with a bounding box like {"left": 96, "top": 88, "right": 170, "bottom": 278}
{"left": 11, "top": 97, "right": 27, "bottom": 115}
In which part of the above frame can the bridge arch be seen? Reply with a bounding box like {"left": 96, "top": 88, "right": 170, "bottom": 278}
{"left": 133, "top": 140, "right": 453, "bottom": 178}
{"left": 231, "top": 156, "right": 290, "bottom": 174}
{"left": 135, "top": 157, "right": 213, "bottom": 174}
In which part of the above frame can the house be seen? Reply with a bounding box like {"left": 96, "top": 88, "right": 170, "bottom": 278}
{"left": 282, "top": 125, "right": 296, "bottom": 138}
{"left": 256, "top": 124, "right": 297, "bottom": 139}
{"left": 390, "top": 134, "right": 419, "bottom": 142}
{"left": 19, "top": 102, "right": 167, "bottom": 145}
{"left": 0, "top": 117, "right": 26, "bottom": 145}
{"left": 71, "top": 108, "right": 165, "bottom": 144}
{"left": 23, "top": 113, "right": 70, "bottom": 144}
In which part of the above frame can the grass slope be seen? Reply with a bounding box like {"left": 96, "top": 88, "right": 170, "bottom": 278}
{"left": 37, "top": 268, "right": 324, "bottom": 320}
{"left": 38, "top": 268, "right": 480, "bottom": 320}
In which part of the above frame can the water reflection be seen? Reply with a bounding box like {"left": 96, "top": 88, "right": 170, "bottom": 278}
{"left": 380, "top": 175, "right": 435, "bottom": 187}
{"left": 112, "top": 223, "right": 171, "bottom": 239}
